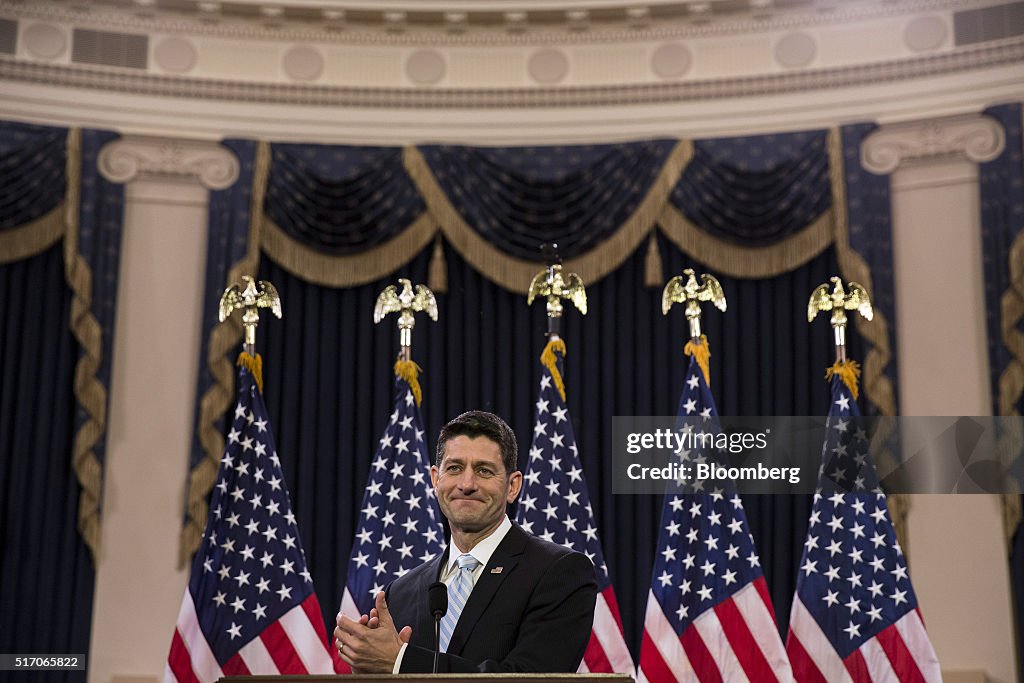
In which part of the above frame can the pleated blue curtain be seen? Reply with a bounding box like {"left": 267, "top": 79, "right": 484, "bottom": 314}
{"left": 0, "top": 123, "right": 124, "bottom": 682}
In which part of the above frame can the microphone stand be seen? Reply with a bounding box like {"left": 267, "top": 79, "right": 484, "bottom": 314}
{"left": 433, "top": 618, "right": 441, "bottom": 675}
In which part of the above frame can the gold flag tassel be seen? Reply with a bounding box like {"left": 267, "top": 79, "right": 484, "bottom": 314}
{"left": 237, "top": 351, "right": 264, "bottom": 394}
{"left": 540, "top": 338, "right": 568, "bottom": 402}
{"left": 684, "top": 334, "right": 712, "bottom": 387}
{"left": 395, "top": 359, "right": 423, "bottom": 406}
{"left": 825, "top": 359, "right": 861, "bottom": 401}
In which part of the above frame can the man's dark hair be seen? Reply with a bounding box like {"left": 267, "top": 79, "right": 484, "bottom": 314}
{"left": 436, "top": 410, "right": 518, "bottom": 474}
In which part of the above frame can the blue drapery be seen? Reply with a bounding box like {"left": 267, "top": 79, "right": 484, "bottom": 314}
{"left": 188, "top": 130, "right": 890, "bottom": 654}
{"left": 671, "top": 130, "right": 830, "bottom": 246}
{"left": 421, "top": 140, "right": 676, "bottom": 258}
{"left": 0, "top": 123, "right": 124, "bottom": 682}
{"left": 267, "top": 143, "right": 424, "bottom": 254}
{"left": 979, "top": 101, "right": 1024, "bottom": 679}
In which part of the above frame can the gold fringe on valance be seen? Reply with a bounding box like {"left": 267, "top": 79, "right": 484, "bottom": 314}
{"left": 826, "top": 127, "right": 907, "bottom": 554}
{"left": 0, "top": 205, "right": 65, "bottom": 264}
{"left": 643, "top": 232, "right": 663, "bottom": 288}
{"left": 395, "top": 359, "right": 423, "bottom": 406}
{"left": 181, "top": 139, "right": 270, "bottom": 567}
{"left": 684, "top": 335, "right": 711, "bottom": 387}
{"left": 429, "top": 235, "right": 448, "bottom": 294}
{"left": 404, "top": 140, "right": 693, "bottom": 294}
{"left": 260, "top": 212, "right": 437, "bottom": 289}
{"left": 657, "top": 205, "right": 835, "bottom": 280}
{"left": 540, "top": 338, "right": 568, "bottom": 402}
{"left": 62, "top": 128, "right": 104, "bottom": 565}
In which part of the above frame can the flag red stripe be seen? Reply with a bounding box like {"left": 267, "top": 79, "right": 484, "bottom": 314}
{"left": 168, "top": 629, "right": 202, "bottom": 683}
{"left": 713, "top": 597, "right": 776, "bottom": 681}
{"left": 842, "top": 647, "right": 870, "bottom": 681}
{"left": 260, "top": 619, "right": 309, "bottom": 674}
{"left": 602, "top": 586, "right": 626, "bottom": 632}
{"left": 875, "top": 626, "right": 926, "bottom": 683}
{"left": 582, "top": 629, "right": 614, "bottom": 673}
{"left": 679, "top": 626, "right": 723, "bottom": 683}
{"left": 785, "top": 632, "right": 829, "bottom": 683}
{"left": 301, "top": 595, "right": 331, "bottom": 647}
{"left": 640, "top": 629, "right": 677, "bottom": 683}
{"left": 221, "top": 654, "right": 252, "bottom": 676}
{"left": 753, "top": 578, "right": 778, "bottom": 621}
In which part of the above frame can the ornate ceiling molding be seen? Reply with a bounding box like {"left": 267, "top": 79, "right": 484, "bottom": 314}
{"left": 98, "top": 135, "right": 239, "bottom": 188}
{"left": 0, "top": 0, "right": 993, "bottom": 46}
{"left": 861, "top": 113, "right": 1007, "bottom": 174}
{"left": 3, "top": 39, "right": 1021, "bottom": 109}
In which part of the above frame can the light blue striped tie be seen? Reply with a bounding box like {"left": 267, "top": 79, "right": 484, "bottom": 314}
{"left": 439, "top": 553, "right": 480, "bottom": 652}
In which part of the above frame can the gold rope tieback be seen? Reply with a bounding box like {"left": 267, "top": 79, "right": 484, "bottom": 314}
{"left": 826, "top": 359, "right": 861, "bottom": 400}
{"left": 237, "top": 351, "right": 264, "bottom": 394}
{"left": 684, "top": 334, "right": 711, "bottom": 387}
{"left": 395, "top": 359, "right": 423, "bottom": 406}
{"left": 540, "top": 338, "right": 568, "bottom": 402}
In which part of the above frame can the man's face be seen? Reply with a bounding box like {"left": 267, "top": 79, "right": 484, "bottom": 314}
{"left": 431, "top": 435, "right": 522, "bottom": 535}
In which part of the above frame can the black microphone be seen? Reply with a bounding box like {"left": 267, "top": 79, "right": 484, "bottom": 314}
{"left": 427, "top": 581, "right": 447, "bottom": 674}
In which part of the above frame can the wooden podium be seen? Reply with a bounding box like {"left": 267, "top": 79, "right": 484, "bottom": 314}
{"left": 223, "top": 675, "right": 633, "bottom": 683}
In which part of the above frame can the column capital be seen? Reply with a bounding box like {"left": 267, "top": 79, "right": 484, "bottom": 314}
{"left": 98, "top": 135, "right": 239, "bottom": 189}
{"left": 861, "top": 113, "right": 1005, "bottom": 175}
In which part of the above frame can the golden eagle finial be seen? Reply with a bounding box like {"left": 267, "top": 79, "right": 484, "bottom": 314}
{"left": 374, "top": 278, "right": 437, "bottom": 360}
{"left": 527, "top": 263, "right": 587, "bottom": 320}
{"left": 662, "top": 268, "right": 726, "bottom": 339}
{"left": 808, "top": 276, "right": 873, "bottom": 362}
{"left": 218, "top": 276, "right": 282, "bottom": 352}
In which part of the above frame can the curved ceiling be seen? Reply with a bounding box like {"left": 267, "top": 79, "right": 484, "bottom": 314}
{"left": 0, "top": 0, "right": 1021, "bottom": 142}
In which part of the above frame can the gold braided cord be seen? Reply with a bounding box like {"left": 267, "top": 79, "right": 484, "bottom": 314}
{"left": 260, "top": 212, "right": 437, "bottom": 288}
{"left": 237, "top": 351, "right": 264, "bottom": 395}
{"left": 826, "top": 127, "right": 908, "bottom": 552}
{"left": 684, "top": 335, "right": 711, "bottom": 387}
{"left": 997, "top": 109, "right": 1024, "bottom": 548}
{"left": 395, "top": 360, "right": 423, "bottom": 406}
{"left": 404, "top": 141, "right": 693, "bottom": 294}
{"left": 540, "top": 338, "right": 568, "bottom": 402}
{"left": 180, "top": 140, "right": 270, "bottom": 567}
{"left": 62, "top": 128, "right": 104, "bottom": 564}
{"left": 658, "top": 204, "right": 835, "bottom": 279}
{"left": 0, "top": 205, "right": 65, "bottom": 264}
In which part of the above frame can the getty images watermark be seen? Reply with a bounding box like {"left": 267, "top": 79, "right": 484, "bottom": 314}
{"left": 612, "top": 416, "right": 1024, "bottom": 495}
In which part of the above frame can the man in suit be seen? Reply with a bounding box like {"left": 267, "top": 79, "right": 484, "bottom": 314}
{"left": 334, "top": 410, "right": 597, "bottom": 673}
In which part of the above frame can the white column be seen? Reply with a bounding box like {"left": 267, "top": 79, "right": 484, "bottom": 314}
{"left": 88, "top": 137, "right": 238, "bottom": 683}
{"left": 863, "top": 114, "right": 1018, "bottom": 683}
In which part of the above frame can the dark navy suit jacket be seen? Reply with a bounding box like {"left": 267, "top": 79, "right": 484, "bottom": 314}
{"left": 385, "top": 522, "right": 597, "bottom": 673}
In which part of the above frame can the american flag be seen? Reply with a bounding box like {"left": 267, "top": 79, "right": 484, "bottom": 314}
{"left": 637, "top": 350, "right": 793, "bottom": 682}
{"left": 786, "top": 371, "right": 940, "bottom": 680}
{"left": 515, "top": 339, "right": 634, "bottom": 675}
{"left": 336, "top": 366, "right": 445, "bottom": 671}
{"left": 166, "top": 358, "right": 334, "bottom": 682}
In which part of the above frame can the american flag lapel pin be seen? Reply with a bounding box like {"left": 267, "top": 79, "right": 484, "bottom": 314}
{"left": 490, "top": 567, "right": 503, "bottom": 574}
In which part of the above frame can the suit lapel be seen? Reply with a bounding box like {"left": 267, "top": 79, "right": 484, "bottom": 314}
{"left": 446, "top": 524, "right": 527, "bottom": 655}
{"left": 409, "top": 547, "right": 448, "bottom": 641}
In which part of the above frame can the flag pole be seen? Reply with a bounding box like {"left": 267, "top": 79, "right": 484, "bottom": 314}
{"left": 218, "top": 275, "right": 282, "bottom": 391}
{"left": 527, "top": 242, "right": 588, "bottom": 343}
{"left": 807, "top": 276, "right": 874, "bottom": 366}
{"left": 374, "top": 278, "right": 438, "bottom": 363}
{"left": 662, "top": 267, "right": 727, "bottom": 343}
{"left": 662, "top": 268, "right": 725, "bottom": 386}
